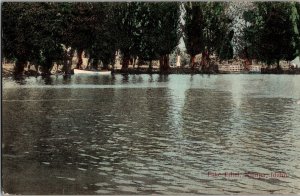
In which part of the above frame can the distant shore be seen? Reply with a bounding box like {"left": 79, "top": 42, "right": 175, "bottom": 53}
{"left": 2, "top": 63, "right": 300, "bottom": 77}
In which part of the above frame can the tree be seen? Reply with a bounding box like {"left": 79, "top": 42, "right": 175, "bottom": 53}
{"left": 65, "top": 3, "right": 97, "bottom": 69}
{"left": 294, "top": 2, "right": 300, "bottom": 59}
{"left": 183, "top": 2, "right": 205, "bottom": 68}
{"left": 218, "top": 30, "right": 234, "bottom": 61}
{"left": 115, "top": 2, "right": 143, "bottom": 71}
{"left": 136, "top": 2, "right": 180, "bottom": 73}
{"left": 34, "top": 3, "right": 66, "bottom": 75}
{"left": 200, "top": 2, "right": 232, "bottom": 68}
{"left": 183, "top": 2, "right": 232, "bottom": 68}
{"left": 2, "top": 3, "right": 66, "bottom": 75}
{"left": 137, "top": 3, "right": 161, "bottom": 71}
{"left": 243, "top": 2, "right": 300, "bottom": 67}
{"left": 2, "top": 3, "right": 40, "bottom": 74}
{"left": 226, "top": 2, "right": 254, "bottom": 57}
{"left": 86, "top": 3, "right": 118, "bottom": 70}
{"left": 156, "top": 2, "right": 181, "bottom": 73}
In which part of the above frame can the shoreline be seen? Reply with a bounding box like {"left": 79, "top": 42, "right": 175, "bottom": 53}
{"left": 2, "top": 65, "right": 300, "bottom": 78}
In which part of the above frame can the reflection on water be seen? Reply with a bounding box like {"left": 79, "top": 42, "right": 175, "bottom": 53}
{"left": 2, "top": 74, "right": 300, "bottom": 194}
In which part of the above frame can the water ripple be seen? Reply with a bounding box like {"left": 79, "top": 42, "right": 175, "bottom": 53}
{"left": 2, "top": 75, "right": 300, "bottom": 194}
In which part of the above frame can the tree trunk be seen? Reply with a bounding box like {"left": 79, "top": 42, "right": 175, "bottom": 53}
{"left": 277, "top": 59, "right": 281, "bottom": 69}
{"left": 160, "top": 54, "right": 170, "bottom": 73}
{"left": 102, "top": 60, "right": 109, "bottom": 70}
{"left": 122, "top": 54, "right": 130, "bottom": 71}
{"left": 27, "top": 62, "right": 31, "bottom": 70}
{"left": 63, "top": 54, "right": 69, "bottom": 74}
{"left": 206, "top": 51, "right": 210, "bottom": 70}
{"left": 201, "top": 51, "right": 210, "bottom": 70}
{"left": 62, "top": 48, "right": 74, "bottom": 75}
{"left": 14, "top": 59, "right": 26, "bottom": 75}
{"left": 41, "top": 59, "right": 52, "bottom": 75}
{"left": 92, "top": 58, "right": 99, "bottom": 70}
{"left": 164, "top": 55, "right": 169, "bottom": 69}
{"left": 130, "top": 58, "right": 133, "bottom": 66}
{"left": 159, "top": 56, "right": 164, "bottom": 70}
{"left": 200, "top": 51, "right": 205, "bottom": 69}
{"left": 63, "top": 59, "right": 72, "bottom": 75}
{"left": 76, "top": 49, "right": 83, "bottom": 69}
{"left": 148, "top": 60, "right": 153, "bottom": 72}
{"left": 103, "top": 63, "right": 109, "bottom": 70}
{"left": 190, "top": 55, "right": 196, "bottom": 69}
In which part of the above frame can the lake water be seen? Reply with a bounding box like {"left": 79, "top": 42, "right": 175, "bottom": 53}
{"left": 2, "top": 74, "right": 300, "bottom": 194}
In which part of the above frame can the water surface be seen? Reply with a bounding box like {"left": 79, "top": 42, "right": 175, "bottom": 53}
{"left": 2, "top": 74, "right": 300, "bottom": 194}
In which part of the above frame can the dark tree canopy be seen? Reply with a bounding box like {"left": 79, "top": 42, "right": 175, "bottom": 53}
{"left": 183, "top": 2, "right": 232, "bottom": 67}
{"left": 2, "top": 3, "right": 67, "bottom": 74}
{"left": 218, "top": 30, "right": 234, "bottom": 61}
{"left": 138, "top": 2, "right": 181, "bottom": 72}
{"left": 183, "top": 2, "right": 205, "bottom": 64}
{"left": 243, "top": 2, "right": 300, "bottom": 66}
{"left": 2, "top": 2, "right": 300, "bottom": 75}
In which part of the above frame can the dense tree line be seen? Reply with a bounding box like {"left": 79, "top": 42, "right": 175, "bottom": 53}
{"left": 183, "top": 2, "right": 233, "bottom": 70}
{"left": 2, "top": 2, "right": 181, "bottom": 75}
{"left": 183, "top": 1, "right": 300, "bottom": 69}
{"left": 2, "top": 2, "right": 300, "bottom": 75}
{"left": 242, "top": 2, "right": 300, "bottom": 68}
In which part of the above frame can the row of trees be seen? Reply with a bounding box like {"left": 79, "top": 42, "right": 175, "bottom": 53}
{"left": 243, "top": 2, "right": 300, "bottom": 68}
{"left": 183, "top": 2, "right": 300, "bottom": 69}
{"left": 2, "top": 2, "right": 181, "bottom": 74}
{"left": 183, "top": 2, "right": 234, "bottom": 70}
{"left": 2, "top": 2, "right": 300, "bottom": 75}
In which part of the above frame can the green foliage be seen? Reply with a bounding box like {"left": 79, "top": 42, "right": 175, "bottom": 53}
{"left": 156, "top": 3, "right": 181, "bottom": 57}
{"left": 295, "top": 2, "right": 300, "bottom": 57}
{"left": 113, "top": 2, "right": 180, "bottom": 71}
{"left": 183, "top": 2, "right": 232, "bottom": 61}
{"left": 2, "top": 3, "right": 40, "bottom": 62}
{"left": 2, "top": 3, "right": 66, "bottom": 73}
{"left": 67, "top": 3, "right": 95, "bottom": 51}
{"left": 138, "top": 3, "right": 180, "bottom": 61}
{"left": 2, "top": 2, "right": 118, "bottom": 72}
{"left": 218, "top": 30, "right": 234, "bottom": 60}
{"left": 86, "top": 3, "right": 118, "bottom": 68}
{"left": 201, "top": 2, "right": 232, "bottom": 55}
{"left": 4, "top": 2, "right": 299, "bottom": 74}
{"left": 114, "top": 2, "right": 142, "bottom": 60}
{"left": 243, "top": 2, "right": 300, "bottom": 65}
{"left": 183, "top": 2, "right": 205, "bottom": 57}
{"left": 138, "top": 3, "right": 162, "bottom": 61}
